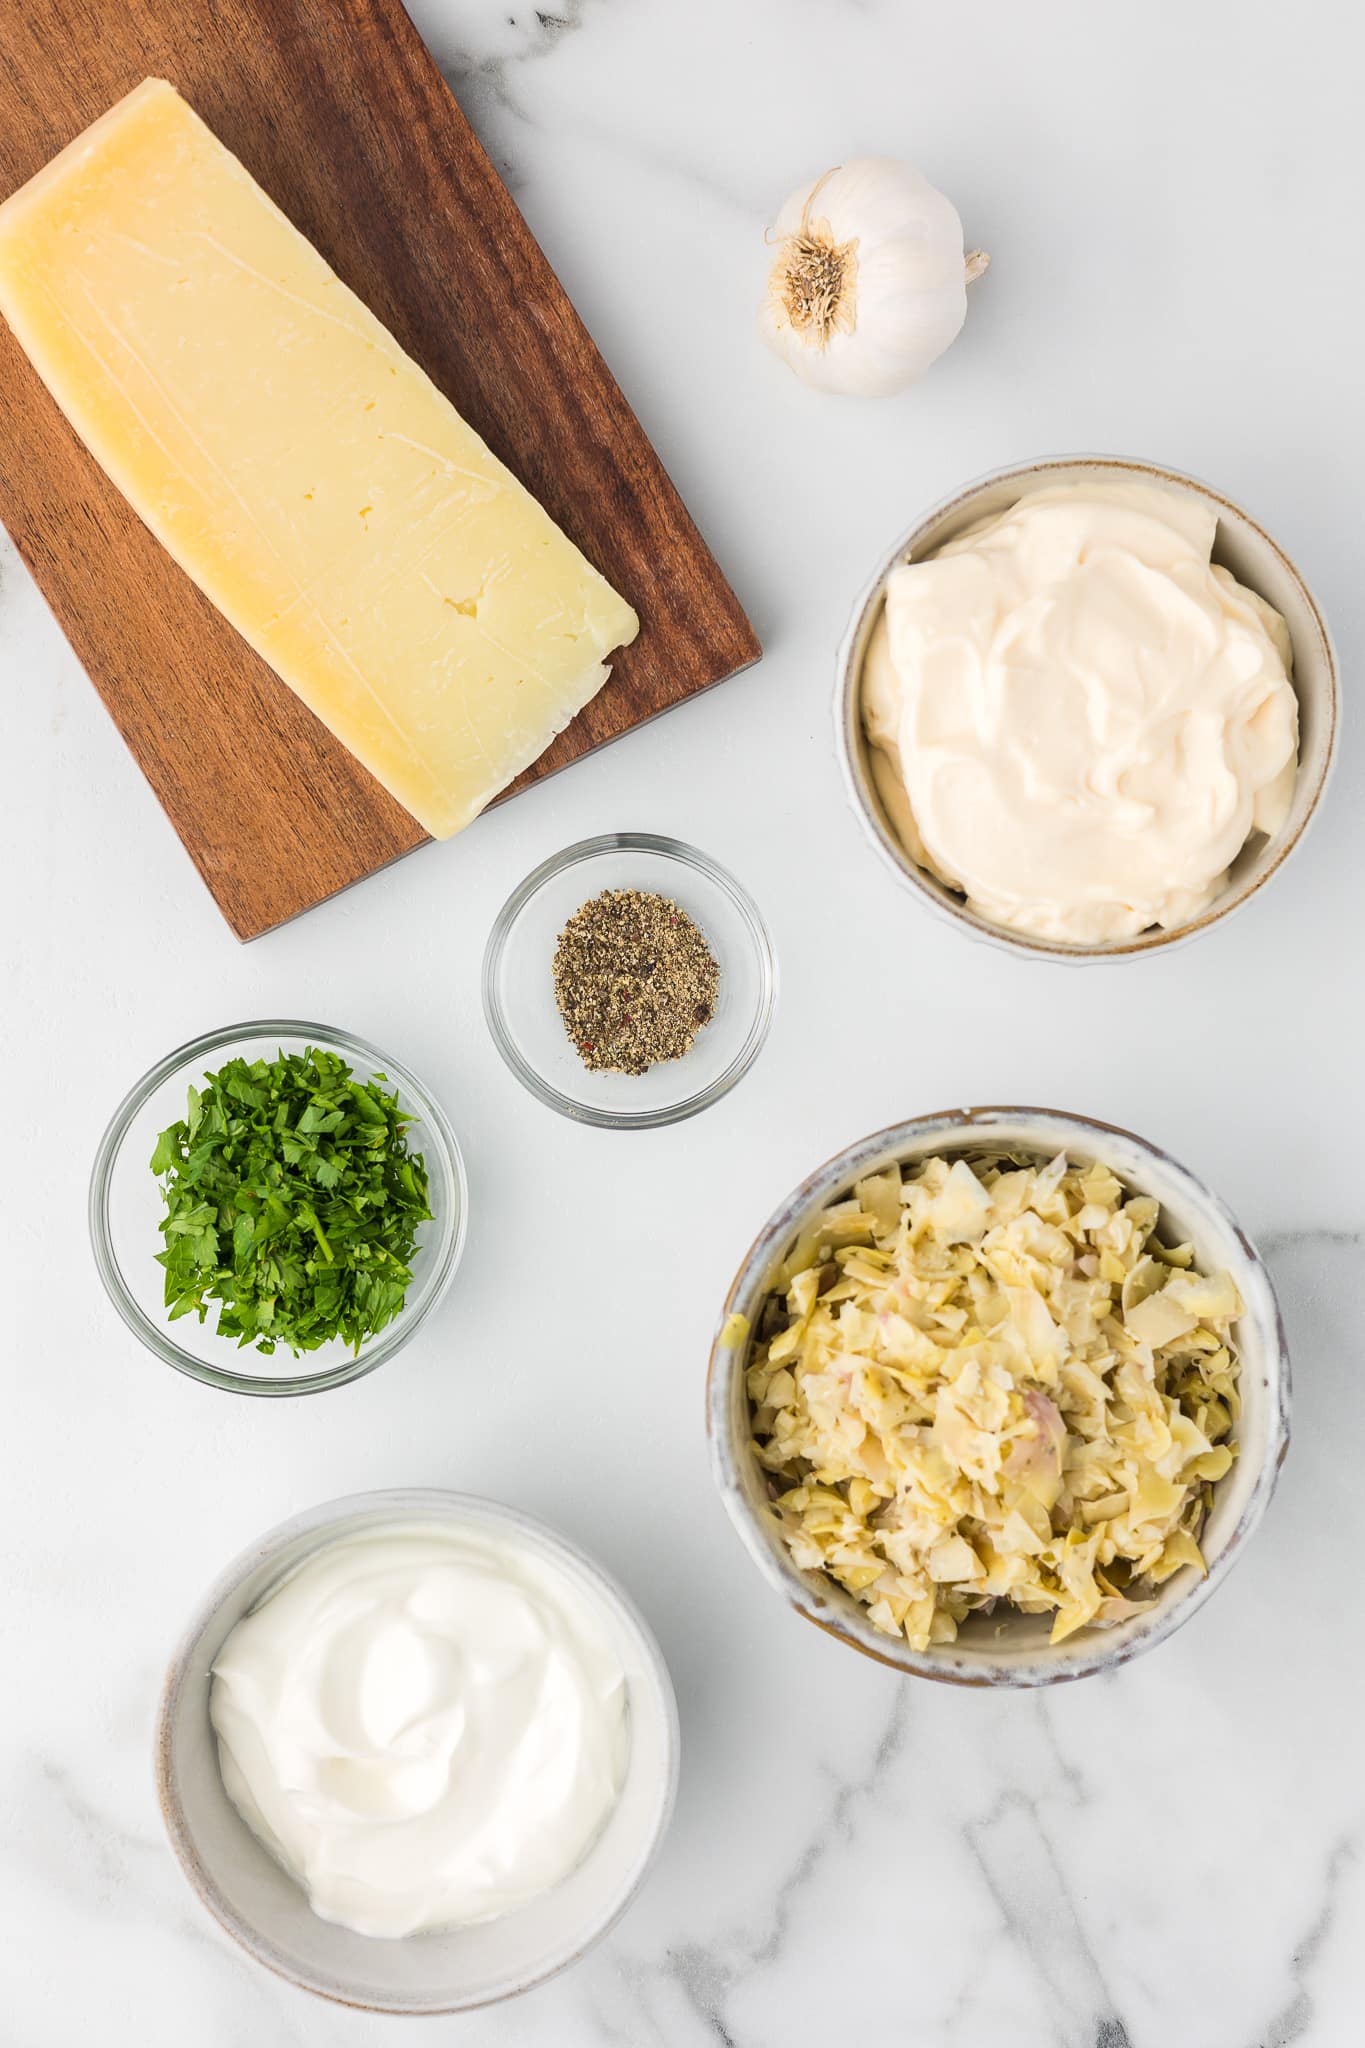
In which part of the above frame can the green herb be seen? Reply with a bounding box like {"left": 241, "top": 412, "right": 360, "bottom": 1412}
{"left": 149, "top": 1047, "right": 431, "bottom": 1357}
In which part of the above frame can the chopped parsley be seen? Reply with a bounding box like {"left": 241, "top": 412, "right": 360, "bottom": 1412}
{"left": 150, "top": 1047, "right": 431, "bottom": 1357}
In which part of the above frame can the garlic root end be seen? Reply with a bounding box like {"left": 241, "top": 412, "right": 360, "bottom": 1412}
{"left": 964, "top": 249, "right": 991, "bottom": 284}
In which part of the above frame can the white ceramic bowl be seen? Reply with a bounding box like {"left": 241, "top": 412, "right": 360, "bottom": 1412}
{"left": 707, "top": 1107, "right": 1289, "bottom": 1687}
{"left": 835, "top": 455, "right": 1339, "bottom": 962}
{"left": 156, "top": 1490, "right": 679, "bottom": 2012}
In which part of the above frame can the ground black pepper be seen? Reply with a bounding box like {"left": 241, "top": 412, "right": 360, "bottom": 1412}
{"left": 552, "top": 888, "right": 721, "bottom": 1076}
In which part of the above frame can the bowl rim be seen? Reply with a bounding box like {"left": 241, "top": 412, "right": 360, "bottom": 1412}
{"left": 834, "top": 452, "right": 1341, "bottom": 963}
{"left": 154, "top": 1486, "right": 681, "bottom": 2014}
{"left": 88, "top": 1018, "right": 468, "bottom": 1396}
{"left": 481, "top": 830, "right": 778, "bottom": 1129}
{"left": 706, "top": 1104, "right": 1291, "bottom": 1687}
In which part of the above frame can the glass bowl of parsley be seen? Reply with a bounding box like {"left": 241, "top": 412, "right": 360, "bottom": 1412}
{"left": 89, "top": 1022, "right": 467, "bottom": 1395}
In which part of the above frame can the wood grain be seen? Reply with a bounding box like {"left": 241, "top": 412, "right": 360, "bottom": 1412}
{"left": 0, "top": 0, "right": 759, "bottom": 939}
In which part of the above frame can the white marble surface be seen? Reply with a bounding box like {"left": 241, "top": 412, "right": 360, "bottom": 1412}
{"left": 2, "top": 1, "right": 1362, "bottom": 2041}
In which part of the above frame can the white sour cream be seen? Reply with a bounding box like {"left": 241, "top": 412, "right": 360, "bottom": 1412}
{"left": 862, "top": 481, "right": 1299, "bottom": 942}
{"left": 210, "top": 1521, "right": 628, "bottom": 1938}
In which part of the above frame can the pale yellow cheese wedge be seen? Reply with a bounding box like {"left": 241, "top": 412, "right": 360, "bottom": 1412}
{"left": 0, "top": 79, "right": 639, "bottom": 838}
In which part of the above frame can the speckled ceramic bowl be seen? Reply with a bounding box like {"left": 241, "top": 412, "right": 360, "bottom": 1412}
{"left": 707, "top": 1107, "right": 1290, "bottom": 1686}
{"left": 156, "top": 1490, "right": 679, "bottom": 2013}
{"left": 835, "top": 455, "right": 1339, "bottom": 962}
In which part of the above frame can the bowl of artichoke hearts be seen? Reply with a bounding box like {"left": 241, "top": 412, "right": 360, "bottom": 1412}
{"left": 707, "top": 1106, "right": 1289, "bottom": 1687}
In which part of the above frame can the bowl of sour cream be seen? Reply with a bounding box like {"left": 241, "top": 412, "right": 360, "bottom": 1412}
{"left": 835, "top": 455, "right": 1339, "bottom": 960}
{"left": 156, "top": 1490, "right": 679, "bottom": 2013}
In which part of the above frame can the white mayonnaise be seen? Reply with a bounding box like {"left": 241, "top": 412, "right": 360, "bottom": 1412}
{"left": 209, "top": 1520, "right": 628, "bottom": 1938}
{"left": 862, "top": 481, "right": 1299, "bottom": 942}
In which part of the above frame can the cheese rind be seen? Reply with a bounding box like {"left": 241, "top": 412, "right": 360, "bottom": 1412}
{"left": 0, "top": 79, "right": 639, "bottom": 838}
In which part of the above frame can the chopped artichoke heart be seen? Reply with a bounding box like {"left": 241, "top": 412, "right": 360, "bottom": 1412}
{"left": 748, "top": 1150, "right": 1242, "bottom": 1652}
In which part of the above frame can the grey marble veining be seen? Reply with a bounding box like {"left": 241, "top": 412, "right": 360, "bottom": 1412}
{"left": 421, "top": 0, "right": 595, "bottom": 183}
{"left": 3, "top": 0, "right": 1363, "bottom": 2043}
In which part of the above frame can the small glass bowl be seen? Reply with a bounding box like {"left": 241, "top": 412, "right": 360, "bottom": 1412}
{"left": 483, "top": 834, "right": 776, "bottom": 1129}
{"left": 89, "top": 1020, "right": 468, "bottom": 1396}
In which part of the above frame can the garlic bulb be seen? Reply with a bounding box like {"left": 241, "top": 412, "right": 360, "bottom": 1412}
{"left": 760, "top": 158, "right": 988, "bottom": 397}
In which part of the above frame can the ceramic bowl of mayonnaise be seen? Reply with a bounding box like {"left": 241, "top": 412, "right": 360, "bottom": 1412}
{"left": 156, "top": 1490, "right": 679, "bottom": 2013}
{"left": 835, "top": 455, "right": 1338, "bottom": 961}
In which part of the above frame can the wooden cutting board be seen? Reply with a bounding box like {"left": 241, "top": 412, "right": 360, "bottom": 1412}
{"left": 0, "top": 0, "right": 760, "bottom": 940}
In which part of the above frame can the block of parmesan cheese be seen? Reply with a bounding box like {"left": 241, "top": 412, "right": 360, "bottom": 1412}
{"left": 0, "top": 79, "right": 639, "bottom": 839}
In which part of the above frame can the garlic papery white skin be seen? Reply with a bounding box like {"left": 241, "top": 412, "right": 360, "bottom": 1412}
{"left": 760, "top": 158, "right": 988, "bottom": 397}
